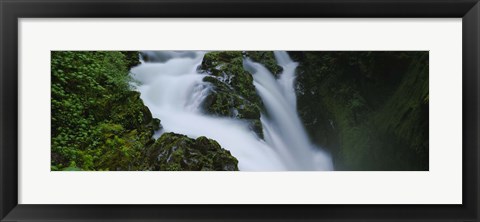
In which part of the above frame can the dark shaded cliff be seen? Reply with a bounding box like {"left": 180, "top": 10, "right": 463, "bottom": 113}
{"left": 291, "top": 51, "right": 429, "bottom": 170}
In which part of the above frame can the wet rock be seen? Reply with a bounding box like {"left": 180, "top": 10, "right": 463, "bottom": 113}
{"left": 244, "top": 51, "right": 283, "bottom": 77}
{"left": 200, "top": 51, "right": 264, "bottom": 138}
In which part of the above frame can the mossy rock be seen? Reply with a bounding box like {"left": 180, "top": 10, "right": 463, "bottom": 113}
{"left": 200, "top": 51, "right": 264, "bottom": 138}
{"left": 109, "top": 91, "right": 162, "bottom": 132}
{"left": 245, "top": 51, "right": 283, "bottom": 77}
{"left": 120, "top": 51, "right": 141, "bottom": 69}
{"left": 145, "top": 133, "right": 239, "bottom": 171}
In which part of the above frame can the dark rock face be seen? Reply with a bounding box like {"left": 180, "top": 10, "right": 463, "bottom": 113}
{"left": 200, "top": 51, "right": 264, "bottom": 138}
{"left": 145, "top": 133, "right": 239, "bottom": 171}
{"left": 292, "top": 51, "right": 429, "bottom": 171}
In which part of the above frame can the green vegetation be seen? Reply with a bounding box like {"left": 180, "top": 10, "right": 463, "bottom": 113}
{"left": 51, "top": 51, "right": 238, "bottom": 171}
{"left": 291, "top": 51, "right": 429, "bottom": 170}
{"left": 200, "top": 51, "right": 264, "bottom": 138}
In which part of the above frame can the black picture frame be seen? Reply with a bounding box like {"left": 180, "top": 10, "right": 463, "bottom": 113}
{"left": 1, "top": 0, "right": 479, "bottom": 221}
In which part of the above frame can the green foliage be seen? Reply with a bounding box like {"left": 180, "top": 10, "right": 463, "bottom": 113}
{"left": 201, "top": 51, "right": 264, "bottom": 138}
{"left": 144, "top": 133, "right": 239, "bottom": 171}
{"left": 51, "top": 51, "right": 160, "bottom": 171}
{"left": 293, "top": 51, "right": 429, "bottom": 170}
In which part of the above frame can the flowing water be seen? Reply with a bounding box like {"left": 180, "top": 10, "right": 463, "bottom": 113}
{"left": 130, "top": 51, "right": 333, "bottom": 171}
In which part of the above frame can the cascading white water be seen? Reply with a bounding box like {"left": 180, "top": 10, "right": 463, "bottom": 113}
{"left": 244, "top": 52, "right": 333, "bottom": 170}
{"left": 131, "top": 51, "right": 333, "bottom": 171}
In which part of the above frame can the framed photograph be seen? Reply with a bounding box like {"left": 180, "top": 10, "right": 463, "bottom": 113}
{"left": 1, "top": 0, "right": 479, "bottom": 221}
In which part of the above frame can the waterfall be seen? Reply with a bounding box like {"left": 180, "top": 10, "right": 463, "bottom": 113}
{"left": 131, "top": 51, "right": 333, "bottom": 171}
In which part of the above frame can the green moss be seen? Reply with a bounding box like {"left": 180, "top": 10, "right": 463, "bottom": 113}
{"left": 145, "top": 133, "right": 239, "bottom": 171}
{"left": 201, "top": 51, "right": 264, "bottom": 138}
{"left": 245, "top": 51, "right": 283, "bottom": 77}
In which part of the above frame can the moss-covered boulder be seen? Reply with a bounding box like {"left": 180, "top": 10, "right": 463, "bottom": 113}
{"left": 109, "top": 91, "right": 161, "bottom": 132}
{"left": 145, "top": 133, "right": 239, "bottom": 171}
{"left": 245, "top": 51, "right": 283, "bottom": 77}
{"left": 292, "top": 51, "right": 429, "bottom": 171}
{"left": 200, "top": 51, "right": 264, "bottom": 138}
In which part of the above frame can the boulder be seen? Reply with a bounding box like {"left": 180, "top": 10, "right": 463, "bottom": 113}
{"left": 145, "top": 132, "right": 239, "bottom": 171}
